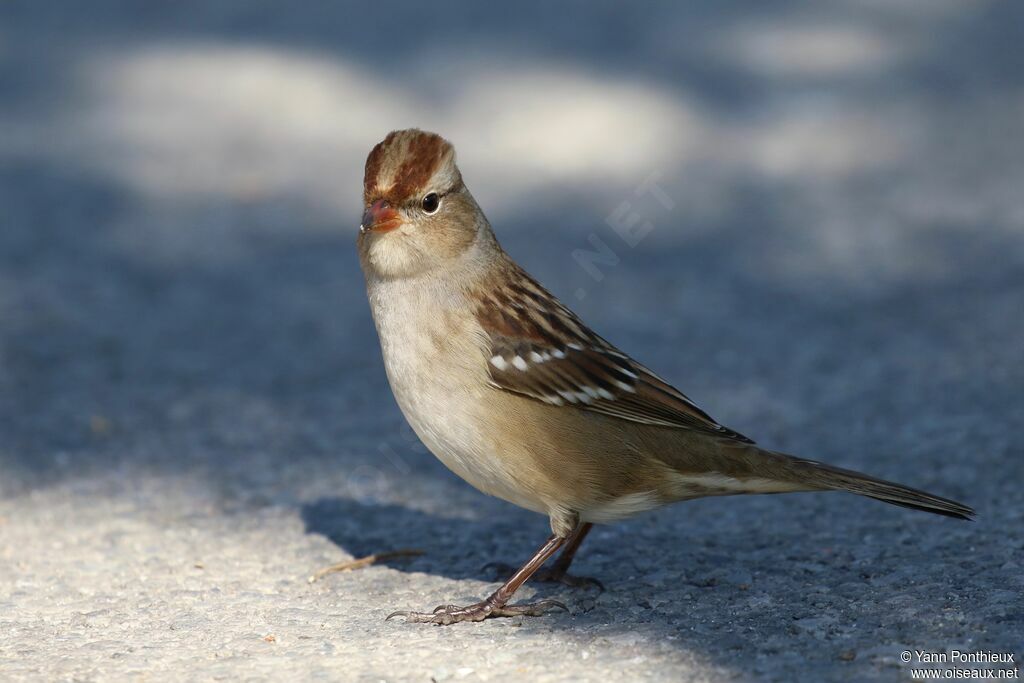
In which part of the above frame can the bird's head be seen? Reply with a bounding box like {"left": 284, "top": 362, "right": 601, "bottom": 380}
{"left": 357, "top": 129, "right": 489, "bottom": 279}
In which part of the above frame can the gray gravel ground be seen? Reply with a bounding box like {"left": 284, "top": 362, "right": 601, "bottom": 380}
{"left": 1, "top": 2, "right": 1022, "bottom": 681}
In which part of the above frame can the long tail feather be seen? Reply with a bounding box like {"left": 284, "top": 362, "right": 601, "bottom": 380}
{"left": 781, "top": 454, "right": 975, "bottom": 520}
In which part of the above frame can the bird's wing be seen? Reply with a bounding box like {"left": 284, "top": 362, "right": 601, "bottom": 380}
{"left": 473, "top": 264, "right": 753, "bottom": 443}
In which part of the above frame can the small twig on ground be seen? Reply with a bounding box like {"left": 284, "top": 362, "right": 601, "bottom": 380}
{"left": 307, "top": 549, "right": 425, "bottom": 583}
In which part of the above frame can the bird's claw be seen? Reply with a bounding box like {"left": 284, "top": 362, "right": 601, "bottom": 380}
{"left": 385, "top": 598, "right": 567, "bottom": 625}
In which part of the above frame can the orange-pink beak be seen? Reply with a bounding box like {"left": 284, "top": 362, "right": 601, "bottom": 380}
{"left": 360, "top": 199, "right": 401, "bottom": 233}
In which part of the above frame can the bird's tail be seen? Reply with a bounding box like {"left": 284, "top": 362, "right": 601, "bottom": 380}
{"left": 778, "top": 453, "right": 974, "bottom": 520}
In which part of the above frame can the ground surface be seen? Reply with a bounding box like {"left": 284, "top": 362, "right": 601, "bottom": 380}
{"left": 1, "top": 2, "right": 1022, "bottom": 681}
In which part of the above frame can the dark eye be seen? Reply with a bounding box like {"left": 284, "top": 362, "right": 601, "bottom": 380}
{"left": 421, "top": 192, "right": 440, "bottom": 214}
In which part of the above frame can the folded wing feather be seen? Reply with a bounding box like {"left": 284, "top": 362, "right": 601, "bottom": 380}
{"left": 475, "top": 264, "right": 753, "bottom": 444}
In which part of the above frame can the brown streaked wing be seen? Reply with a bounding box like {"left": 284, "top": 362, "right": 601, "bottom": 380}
{"left": 475, "top": 267, "right": 754, "bottom": 443}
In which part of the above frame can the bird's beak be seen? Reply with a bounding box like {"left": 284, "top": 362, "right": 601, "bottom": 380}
{"left": 360, "top": 199, "right": 402, "bottom": 233}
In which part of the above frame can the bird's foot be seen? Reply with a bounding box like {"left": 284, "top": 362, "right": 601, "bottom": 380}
{"left": 481, "top": 562, "right": 604, "bottom": 593}
{"left": 386, "top": 598, "right": 567, "bottom": 625}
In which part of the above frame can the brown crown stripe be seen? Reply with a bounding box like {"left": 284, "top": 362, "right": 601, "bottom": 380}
{"left": 390, "top": 132, "right": 447, "bottom": 201}
{"left": 363, "top": 131, "right": 398, "bottom": 198}
{"left": 363, "top": 130, "right": 451, "bottom": 203}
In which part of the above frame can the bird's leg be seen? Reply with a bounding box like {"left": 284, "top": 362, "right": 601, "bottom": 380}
{"left": 483, "top": 522, "right": 603, "bottom": 591}
{"left": 534, "top": 522, "right": 603, "bottom": 590}
{"left": 545, "top": 522, "right": 592, "bottom": 577}
{"left": 387, "top": 532, "right": 570, "bottom": 625}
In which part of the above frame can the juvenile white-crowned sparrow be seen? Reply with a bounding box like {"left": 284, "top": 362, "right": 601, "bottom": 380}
{"left": 356, "top": 129, "right": 973, "bottom": 625}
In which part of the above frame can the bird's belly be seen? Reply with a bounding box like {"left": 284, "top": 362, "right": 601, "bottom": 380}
{"left": 374, "top": 303, "right": 549, "bottom": 516}
{"left": 393, "top": 380, "right": 548, "bottom": 516}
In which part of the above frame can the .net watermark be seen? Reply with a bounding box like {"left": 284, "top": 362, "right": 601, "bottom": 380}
{"left": 571, "top": 171, "right": 673, "bottom": 301}
{"left": 902, "top": 650, "right": 1019, "bottom": 680}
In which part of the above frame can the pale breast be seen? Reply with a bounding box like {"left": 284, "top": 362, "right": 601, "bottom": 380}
{"left": 366, "top": 278, "right": 550, "bottom": 515}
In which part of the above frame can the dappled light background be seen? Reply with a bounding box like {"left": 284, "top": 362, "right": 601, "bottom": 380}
{"left": 2, "top": 1, "right": 1022, "bottom": 680}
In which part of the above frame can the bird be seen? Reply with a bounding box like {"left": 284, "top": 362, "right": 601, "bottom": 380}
{"left": 355, "top": 128, "right": 974, "bottom": 625}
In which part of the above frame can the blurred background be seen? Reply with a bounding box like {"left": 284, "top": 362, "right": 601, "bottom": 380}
{"left": 1, "top": 1, "right": 1022, "bottom": 680}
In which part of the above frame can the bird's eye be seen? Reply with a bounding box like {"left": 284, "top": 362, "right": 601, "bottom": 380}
{"left": 421, "top": 192, "right": 441, "bottom": 214}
